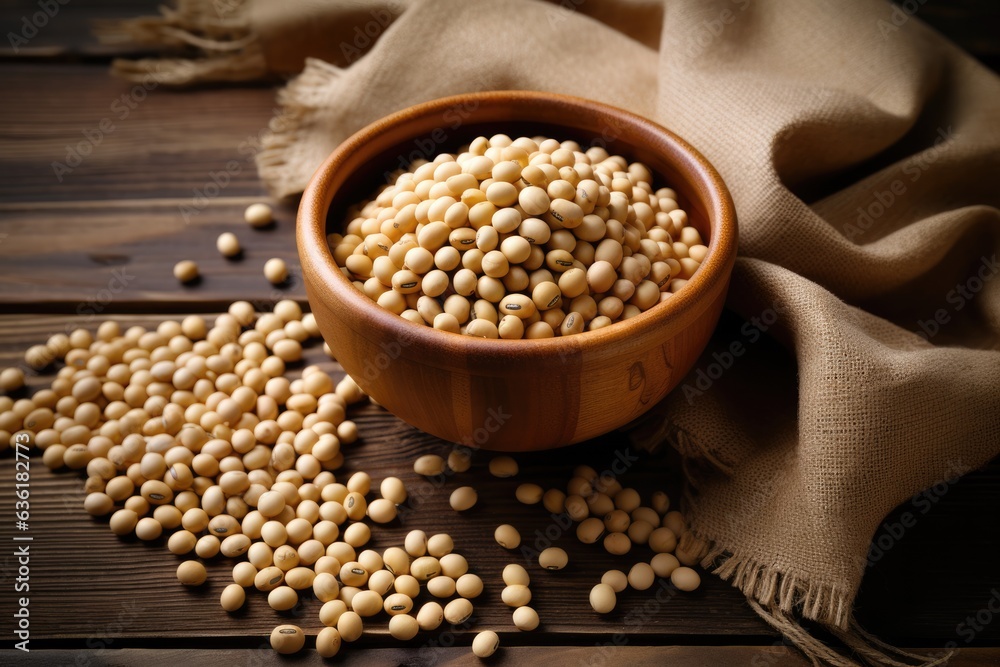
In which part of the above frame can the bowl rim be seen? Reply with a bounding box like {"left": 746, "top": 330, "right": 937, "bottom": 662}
{"left": 298, "top": 90, "right": 737, "bottom": 361}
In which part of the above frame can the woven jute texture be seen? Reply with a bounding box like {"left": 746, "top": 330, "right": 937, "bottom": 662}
{"left": 102, "top": 1, "right": 1000, "bottom": 663}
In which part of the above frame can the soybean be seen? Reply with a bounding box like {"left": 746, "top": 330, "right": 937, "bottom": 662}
{"left": 671, "top": 566, "right": 701, "bottom": 592}
{"left": 245, "top": 203, "right": 273, "bottom": 228}
{"left": 414, "top": 454, "right": 446, "bottom": 476}
{"left": 449, "top": 486, "right": 478, "bottom": 511}
{"left": 538, "top": 547, "right": 568, "bottom": 570}
{"left": 503, "top": 563, "right": 530, "bottom": 586}
{"left": 601, "top": 569, "right": 628, "bottom": 593}
{"left": 417, "top": 601, "right": 444, "bottom": 630}
{"left": 216, "top": 233, "right": 241, "bottom": 258}
{"left": 472, "top": 630, "right": 500, "bottom": 658}
{"left": 501, "top": 584, "right": 532, "bottom": 607}
{"left": 494, "top": 524, "right": 521, "bottom": 549}
{"left": 220, "top": 583, "right": 246, "bottom": 611}
{"left": 489, "top": 456, "right": 518, "bottom": 478}
{"left": 177, "top": 560, "right": 207, "bottom": 586}
{"left": 589, "top": 583, "right": 617, "bottom": 613}
{"left": 269, "top": 624, "right": 305, "bottom": 655}
{"left": 173, "top": 261, "right": 199, "bottom": 284}
{"left": 512, "top": 605, "right": 540, "bottom": 631}
{"left": 316, "top": 627, "right": 342, "bottom": 658}
{"left": 389, "top": 613, "right": 420, "bottom": 640}
{"left": 513, "top": 483, "right": 543, "bottom": 509}
{"left": 443, "top": 597, "right": 474, "bottom": 624}
{"left": 263, "top": 258, "right": 288, "bottom": 285}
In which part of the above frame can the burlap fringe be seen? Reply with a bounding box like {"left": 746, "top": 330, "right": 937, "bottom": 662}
{"left": 255, "top": 58, "right": 346, "bottom": 199}
{"left": 661, "top": 423, "right": 953, "bottom": 667}
{"left": 93, "top": 0, "right": 266, "bottom": 85}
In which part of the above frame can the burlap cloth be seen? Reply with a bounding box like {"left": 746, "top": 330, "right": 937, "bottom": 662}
{"left": 101, "top": 1, "right": 1000, "bottom": 663}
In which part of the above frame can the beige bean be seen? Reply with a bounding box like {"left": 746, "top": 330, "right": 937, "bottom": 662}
{"left": 670, "top": 566, "right": 701, "bottom": 591}
{"left": 270, "top": 624, "right": 305, "bottom": 655}
{"left": 449, "top": 486, "right": 477, "bottom": 511}
{"left": 538, "top": 547, "right": 568, "bottom": 570}
{"left": 473, "top": 631, "right": 500, "bottom": 658}
{"left": 416, "top": 602, "right": 444, "bottom": 631}
{"left": 502, "top": 584, "right": 531, "bottom": 607}
{"left": 601, "top": 569, "right": 628, "bottom": 593}
{"left": 443, "top": 598, "right": 474, "bottom": 624}
{"left": 589, "top": 583, "right": 616, "bottom": 613}
{"left": 495, "top": 524, "right": 521, "bottom": 549}
{"left": 512, "top": 606, "right": 540, "bottom": 631}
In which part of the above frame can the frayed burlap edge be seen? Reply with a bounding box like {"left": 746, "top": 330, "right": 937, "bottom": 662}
{"left": 657, "top": 423, "right": 953, "bottom": 667}
{"left": 93, "top": 0, "right": 266, "bottom": 85}
{"left": 255, "top": 58, "right": 345, "bottom": 199}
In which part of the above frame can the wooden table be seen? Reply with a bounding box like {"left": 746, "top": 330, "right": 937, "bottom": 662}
{"left": 1, "top": 2, "right": 998, "bottom": 664}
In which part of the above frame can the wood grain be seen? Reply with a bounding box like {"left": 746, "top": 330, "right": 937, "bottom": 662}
{"left": 0, "top": 199, "right": 305, "bottom": 312}
{"left": 0, "top": 64, "right": 276, "bottom": 205}
{"left": 0, "top": 65, "right": 308, "bottom": 309}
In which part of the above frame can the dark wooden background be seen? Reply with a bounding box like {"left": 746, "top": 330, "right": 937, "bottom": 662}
{"left": 0, "top": 1, "right": 998, "bottom": 664}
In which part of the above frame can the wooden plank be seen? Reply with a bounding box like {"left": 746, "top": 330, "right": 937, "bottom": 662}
{"left": 0, "top": 64, "right": 302, "bottom": 309}
{"left": 0, "top": 64, "right": 277, "bottom": 205}
{"left": 0, "top": 314, "right": 773, "bottom": 642}
{"left": 0, "top": 199, "right": 305, "bottom": 312}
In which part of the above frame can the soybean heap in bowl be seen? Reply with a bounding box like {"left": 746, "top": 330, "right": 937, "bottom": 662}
{"left": 328, "top": 133, "right": 707, "bottom": 339}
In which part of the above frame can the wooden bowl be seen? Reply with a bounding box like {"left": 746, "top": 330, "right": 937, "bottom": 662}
{"left": 298, "top": 91, "right": 737, "bottom": 451}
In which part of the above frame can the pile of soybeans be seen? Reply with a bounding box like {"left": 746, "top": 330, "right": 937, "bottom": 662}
{"left": 1, "top": 234, "right": 703, "bottom": 660}
{"left": 329, "top": 134, "right": 707, "bottom": 338}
